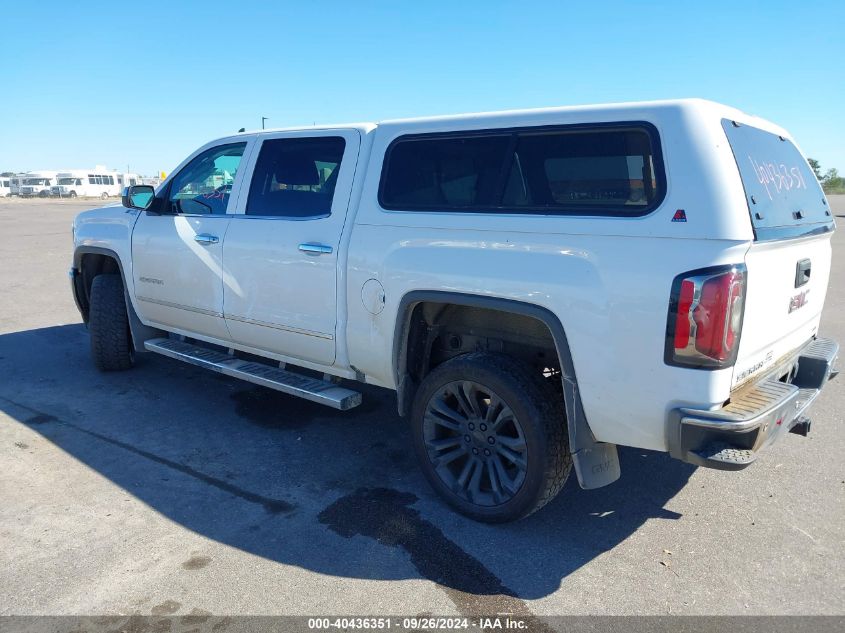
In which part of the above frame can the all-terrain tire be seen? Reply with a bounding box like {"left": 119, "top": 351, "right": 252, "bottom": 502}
{"left": 89, "top": 274, "right": 135, "bottom": 371}
{"left": 410, "top": 352, "right": 571, "bottom": 522}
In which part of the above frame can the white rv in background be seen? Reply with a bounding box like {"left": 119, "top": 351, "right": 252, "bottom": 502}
{"left": 0, "top": 176, "right": 11, "bottom": 197}
{"left": 50, "top": 169, "right": 142, "bottom": 198}
{"left": 19, "top": 171, "right": 58, "bottom": 197}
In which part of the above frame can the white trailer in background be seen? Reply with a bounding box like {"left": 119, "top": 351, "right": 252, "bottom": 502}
{"left": 0, "top": 176, "right": 12, "bottom": 197}
{"left": 50, "top": 169, "right": 142, "bottom": 199}
{"left": 19, "top": 171, "right": 59, "bottom": 197}
{"left": 116, "top": 172, "right": 144, "bottom": 190}
{"left": 9, "top": 174, "right": 25, "bottom": 196}
{"left": 141, "top": 176, "right": 162, "bottom": 188}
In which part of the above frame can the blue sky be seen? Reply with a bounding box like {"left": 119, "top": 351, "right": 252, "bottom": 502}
{"left": 1, "top": 0, "right": 842, "bottom": 176}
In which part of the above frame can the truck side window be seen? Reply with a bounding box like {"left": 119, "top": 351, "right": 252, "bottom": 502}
{"left": 246, "top": 136, "right": 345, "bottom": 218}
{"left": 168, "top": 143, "right": 246, "bottom": 215}
{"left": 379, "top": 124, "right": 664, "bottom": 216}
{"left": 505, "top": 129, "right": 658, "bottom": 210}
{"left": 380, "top": 135, "right": 511, "bottom": 208}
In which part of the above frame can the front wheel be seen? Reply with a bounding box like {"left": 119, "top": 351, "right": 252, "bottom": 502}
{"left": 88, "top": 274, "right": 135, "bottom": 371}
{"left": 100, "top": 192, "right": 108, "bottom": 200}
{"left": 411, "top": 352, "right": 571, "bottom": 522}
{"left": 69, "top": 191, "right": 77, "bottom": 198}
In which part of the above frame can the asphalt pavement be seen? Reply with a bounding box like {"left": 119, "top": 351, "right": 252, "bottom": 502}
{"left": 0, "top": 196, "right": 843, "bottom": 619}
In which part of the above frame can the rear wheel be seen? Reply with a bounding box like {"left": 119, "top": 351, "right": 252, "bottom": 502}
{"left": 88, "top": 274, "right": 135, "bottom": 371}
{"left": 100, "top": 192, "right": 108, "bottom": 200}
{"left": 69, "top": 191, "right": 77, "bottom": 198}
{"left": 411, "top": 352, "right": 571, "bottom": 522}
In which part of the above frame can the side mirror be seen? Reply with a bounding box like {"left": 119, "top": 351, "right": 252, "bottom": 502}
{"left": 122, "top": 185, "right": 155, "bottom": 210}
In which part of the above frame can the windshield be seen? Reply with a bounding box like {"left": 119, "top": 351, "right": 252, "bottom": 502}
{"left": 58, "top": 178, "right": 76, "bottom": 185}
{"left": 24, "top": 178, "right": 48, "bottom": 185}
{"left": 722, "top": 119, "right": 831, "bottom": 240}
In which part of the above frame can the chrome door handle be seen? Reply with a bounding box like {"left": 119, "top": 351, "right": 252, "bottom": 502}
{"left": 298, "top": 243, "right": 333, "bottom": 255}
{"left": 194, "top": 233, "right": 219, "bottom": 244}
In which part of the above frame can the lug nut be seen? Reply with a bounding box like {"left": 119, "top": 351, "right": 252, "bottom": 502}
{"left": 464, "top": 435, "right": 471, "bottom": 443}
{"left": 468, "top": 423, "right": 475, "bottom": 431}
{"left": 472, "top": 448, "right": 479, "bottom": 455}
{"left": 487, "top": 436, "right": 495, "bottom": 444}
{"left": 484, "top": 449, "right": 491, "bottom": 456}
{"left": 479, "top": 423, "right": 487, "bottom": 431}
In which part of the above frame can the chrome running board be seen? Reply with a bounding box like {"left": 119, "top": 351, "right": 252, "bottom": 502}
{"left": 144, "top": 338, "right": 361, "bottom": 410}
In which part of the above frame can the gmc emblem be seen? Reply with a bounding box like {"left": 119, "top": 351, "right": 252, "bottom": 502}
{"left": 789, "top": 289, "right": 810, "bottom": 313}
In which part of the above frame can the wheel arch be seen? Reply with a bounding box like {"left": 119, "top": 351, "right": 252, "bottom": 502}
{"left": 392, "top": 290, "right": 620, "bottom": 489}
{"left": 72, "top": 246, "right": 164, "bottom": 352}
{"left": 392, "top": 290, "right": 573, "bottom": 404}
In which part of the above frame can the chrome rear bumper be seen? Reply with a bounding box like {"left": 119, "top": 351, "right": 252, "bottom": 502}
{"left": 668, "top": 337, "right": 838, "bottom": 470}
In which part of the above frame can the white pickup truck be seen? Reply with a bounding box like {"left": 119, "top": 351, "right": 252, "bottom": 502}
{"left": 70, "top": 99, "right": 838, "bottom": 522}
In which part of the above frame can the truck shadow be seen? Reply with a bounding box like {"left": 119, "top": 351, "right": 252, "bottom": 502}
{"left": 0, "top": 324, "right": 694, "bottom": 603}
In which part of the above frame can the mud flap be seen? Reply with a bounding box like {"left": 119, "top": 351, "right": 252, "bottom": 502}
{"left": 562, "top": 374, "right": 621, "bottom": 489}
{"left": 572, "top": 443, "right": 621, "bottom": 489}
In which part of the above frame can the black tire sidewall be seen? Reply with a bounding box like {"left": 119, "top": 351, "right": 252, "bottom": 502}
{"left": 89, "top": 274, "right": 134, "bottom": 371}
{"left": 411, "top": 353, "right": 565, "bottom": 522}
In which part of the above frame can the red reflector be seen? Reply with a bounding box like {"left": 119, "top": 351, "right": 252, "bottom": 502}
{"left": 674, "top": 279, "right": 695, "bottom": 350}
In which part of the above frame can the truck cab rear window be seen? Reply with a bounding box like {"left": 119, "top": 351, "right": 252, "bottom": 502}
{"left": 379, "top": 124, "right": 664, "bottom": 215}
{"left": 721, "top": 119, "right": 830, "bottom": 241}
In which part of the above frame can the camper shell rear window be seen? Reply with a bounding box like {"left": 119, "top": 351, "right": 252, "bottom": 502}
{"left": 721, "top": 119, "right": 832, "bottom": 241}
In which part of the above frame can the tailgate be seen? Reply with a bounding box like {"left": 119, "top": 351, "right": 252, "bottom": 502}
{"left": 721, "top": 119, "right": 836, "bottom": 389}
{"left": 736, "top": 234, "right": 832, "bottom": 387}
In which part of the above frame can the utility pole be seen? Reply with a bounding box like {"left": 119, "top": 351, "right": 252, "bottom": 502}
{"left": 261, "top": 116, "right": 268, "bottom": 130}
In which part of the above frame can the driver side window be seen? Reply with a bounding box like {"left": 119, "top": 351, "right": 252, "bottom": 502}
{"left": 168, "top": 142, "right": 246, "bottom": 214}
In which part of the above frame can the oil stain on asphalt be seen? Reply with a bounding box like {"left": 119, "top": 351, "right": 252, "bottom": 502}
{"left": 318, "top": 488, "right": 552, "bottom": 629}
{"left": 10, "top": 394, "right": 544, "bottom": 625}
{"left": 182, "top": 555, "right": 212, "bottom": 570}
{"left": 25, "top": 413, "right": 58, "bottom": 425}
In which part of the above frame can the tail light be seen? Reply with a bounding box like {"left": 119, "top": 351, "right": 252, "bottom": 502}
{"left": 665, "top": 264, "right": 747, "bottom": 369}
